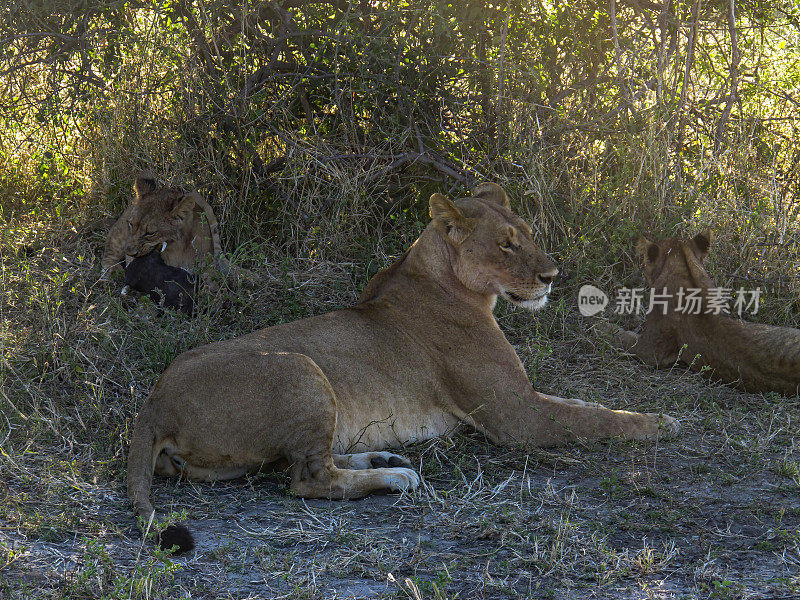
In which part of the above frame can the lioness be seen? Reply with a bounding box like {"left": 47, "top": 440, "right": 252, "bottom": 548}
{"left": 613, "top": 230, "right": 800, "bottom": 395}
{"left": 128, "top": 184, "right": 677, "bottom": 553}
{"left": 102, "top": 172, "right": 224, "bottom": 275}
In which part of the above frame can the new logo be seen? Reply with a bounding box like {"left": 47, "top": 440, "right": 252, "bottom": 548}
{"left": 578, "top": 285, "right": 609, "bottom": 316}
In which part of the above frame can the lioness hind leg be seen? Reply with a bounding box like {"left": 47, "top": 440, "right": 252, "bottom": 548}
{"left": 333, "top": 451, "right": 413, "bottom": 470}
{"left": 257, "top": 353, "right": 420, "bottom": 499}
{"left": 289, "top": 454, "right": 419, "bottom": 499}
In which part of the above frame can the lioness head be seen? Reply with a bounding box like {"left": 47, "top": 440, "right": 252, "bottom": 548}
{"left": 123, "top": 172, "right": 198, "bottom": 257}
{"left": 637, "top": 229, "right": 715, "bottom": 291}
{"left": 429, "top": 183, "right": 558, "bottom": 310}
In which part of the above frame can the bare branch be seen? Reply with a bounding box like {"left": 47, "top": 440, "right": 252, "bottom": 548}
{"left": 676, "top": 0, "right": 701, "bottom": 157}
{"left": 714, "top": 0, "right": 740, "bottom": 153}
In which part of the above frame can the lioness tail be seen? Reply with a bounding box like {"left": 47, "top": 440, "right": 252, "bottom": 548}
{"left": 127, "top": 406, "right": 195, "bottom": 554}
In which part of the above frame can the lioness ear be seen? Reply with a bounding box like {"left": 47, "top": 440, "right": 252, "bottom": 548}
{"left": 429, "top": 193, "right": 473, "bottom": 244}
{"left": 692, "top": 228, "right": 712, "bottom": 261}
{"left": 169, "top": 194, "right": 197, "bottom": 222}
{"left": 636, "top": 236, "right": 660, "bottom": 264}
{"left": 134, "top": 171, "right": 157, "bottom": 198}
{"left": 473, "top": 182, "right": 511, "bottom": 209}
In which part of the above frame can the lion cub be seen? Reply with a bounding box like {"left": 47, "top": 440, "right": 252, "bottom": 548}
{"left": 102, "top": 171, "right": 223, "bottom": 275}
{"left": 123, "top": 247, "right": 196, "bottom": 315}
{"left": 614, "top": 230, "right": 800, "bottom": 395}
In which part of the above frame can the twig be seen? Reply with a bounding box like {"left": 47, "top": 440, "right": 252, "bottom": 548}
{"left": 676, "top": 0, "right": 701, "bottom": 161}
{"left": 714, "top": 0, "right": 739, "bottom": 153}
{"left": 609, "top": 0, "right": 629, "bottom": 112}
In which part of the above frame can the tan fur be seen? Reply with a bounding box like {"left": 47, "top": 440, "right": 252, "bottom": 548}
{"left": 616, "top": 231, "right": 800, "bottom": 395}
{"left": 128, "top": 183, "right": 678, "bottom": 532}
{"left": 101, "top": 172, "right": 223, "bottom": 274}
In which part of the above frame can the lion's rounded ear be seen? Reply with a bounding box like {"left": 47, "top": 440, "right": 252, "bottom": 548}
{"left": 429, "top": 193, "right": 472, "bottom": 244}
{"left": 692, "top": 228, "right": 712, "bottom": 260}
{"left": 134, "top": 171, "right": 157, "bottom": 198}
{"left": 473, "top": 182, "right": 510, "bottom": 209}
{"left": 429, "top": 193, "right": 465, "bottom": 223}
{"left": 636, "top": 236, "right": 659, "bottom": 264}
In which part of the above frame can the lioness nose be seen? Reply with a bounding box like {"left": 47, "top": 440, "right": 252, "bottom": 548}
{"left": 537, "top": 268, "right": 559, "bottom": 286}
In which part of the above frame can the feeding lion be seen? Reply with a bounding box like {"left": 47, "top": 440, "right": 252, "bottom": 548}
{"left": 127, "top": 183, "right": 678, "bottom": 553}
{"left": 101, "top": 171, "right": 227, "bottom": 276}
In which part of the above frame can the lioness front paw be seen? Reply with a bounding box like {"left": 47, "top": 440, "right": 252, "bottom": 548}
{"left": 593, "top": 321, "right": 640, "bottom": 350}
{"left": 592, "top": 320, "right": 625, "bottom": 339}
{"left": 379, "top": 467, "right": 420, "bottom": 492}
{"left": 617, "top": 330, "right": 640, "bottom": 351}
{"left": 648, "top": 413, "right": 680, "bottom": 438}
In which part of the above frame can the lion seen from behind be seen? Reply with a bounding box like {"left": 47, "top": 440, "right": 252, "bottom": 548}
{"left": 613, "top": 230, "right": 800, "bottom": 395}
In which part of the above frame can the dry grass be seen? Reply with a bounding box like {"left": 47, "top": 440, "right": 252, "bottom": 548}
{"left": 1, "top": 196, "right": 799, "bottom": 599}
{"left": 3, "top": 4, "right": 800, "bottom": 597}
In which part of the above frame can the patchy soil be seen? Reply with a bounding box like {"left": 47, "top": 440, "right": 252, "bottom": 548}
{"left": 2, "top": 367, "right": 799, "bottom": 599}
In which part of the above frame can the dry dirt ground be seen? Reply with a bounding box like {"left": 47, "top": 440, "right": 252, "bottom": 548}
{"left": 1, "top": 232, "right": 799, "bottom": 599}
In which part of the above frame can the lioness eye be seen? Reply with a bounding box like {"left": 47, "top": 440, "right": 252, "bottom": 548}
{"left": 500, "top": 240, "right": 514, "bottom": 252}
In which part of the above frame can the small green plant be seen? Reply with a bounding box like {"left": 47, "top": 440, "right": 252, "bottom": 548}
{"left": 600, "top": 471, "right": 623, "bottom": 496}
{"left": 708, "top": 578, "right": 744, "bottom": 599}
{"left": 1, "top": 539, "right": 24, "bottom": 570}
{"left": 63, "top": 538, "right": 186, "bottom": 600}
{"left": 775, "top": 459, "right": 800, "bottom": 483}
{"left": 390, "top": 571, "right": 456, "bottom": 600}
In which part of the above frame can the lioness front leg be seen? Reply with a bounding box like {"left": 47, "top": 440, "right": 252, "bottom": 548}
{"left": 537, "top": 393, "right": 603, "bottom": 408}
{"left": 455, "top": 368, "right": 678, "bottom": 447}
{"left": 486, "top": 395, "right": 677, "bottom": 447}
{"left": 490, "top": 391, "right": 678, "bottom": 447}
